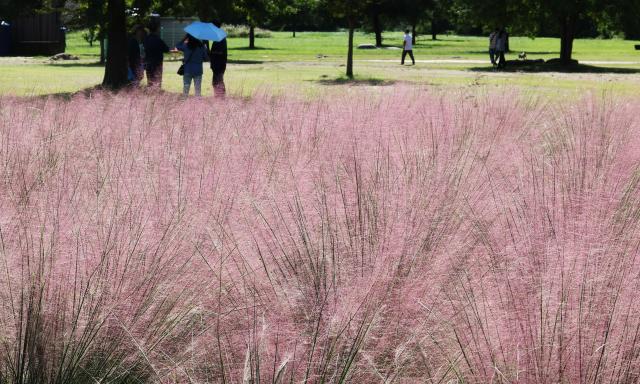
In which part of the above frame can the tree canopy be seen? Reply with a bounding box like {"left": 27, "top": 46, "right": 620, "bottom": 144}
{"left": 456, "top": 0, "right": 640, "bottom": 62}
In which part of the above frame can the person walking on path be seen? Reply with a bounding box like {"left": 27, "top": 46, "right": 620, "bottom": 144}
{"left": 401, "top": 29, "right": 415, "bottom": 65}
{"left": 128, "top": 25, "right": 146, "bottom": 86}
{"left": 143, "top": 22, "right": 169, "bottom": 89}
{"left": 489, "top": 28, "right": 499, "bottom": 66}
{"left": 209, "top": 20, "right": 228, "bottom": 97}
{"left": 176, "top": 34, "right": 208, "bottom": 96}
{"left": 496, "top": 28, "right": 509, "bottom": 69}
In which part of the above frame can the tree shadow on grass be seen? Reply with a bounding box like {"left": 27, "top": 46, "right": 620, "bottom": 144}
{"left": 48, "top": 59, "right": 267, "bottom": 67}
{"left": 413, "top": 41, "right": 478, "bottom": 49}
{"left": 470, "top": 61, "right": 640, "bottom": 74}
{"left": 465, "top": 50, "right": 559, "bottom": 55}
{"left": 412, "top": 44, "right": 436, "bottom": 49}
{"left": 32, "top": 85, "right": 102, "bottom": 101}
{"left": 228, "top": 59, "right": 265, "bottom": 65}
{"left": 232, "top": 46, "right": 277, "bottom": 51}
{"left": 423, "top": 38, "right": 469, "bottom": 43}
{"left": 47, "top": 61, "right": 104, "bottom": 68}
{"left": 312, "top": 75, "right": 396, "bottom": 86}
{"left": 370, "top": 44, "right": 401, "bottom": 49}
{"left": 40, "top": 85, "right": 189, "bottom": 101}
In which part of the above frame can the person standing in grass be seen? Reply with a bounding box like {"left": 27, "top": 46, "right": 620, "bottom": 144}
{"left": 209, "top": 19, "right": 228, "bottom": 97}
{"left": 496, "top": 28, "right": 509, "bottom": 69}
{"left": 401, "top": 29, "right": 415, "bottom": 65}
{"left": 489, "top": 28, "right": 499, "bottom": 66}
{"left": 176, "top": 34, "right": 208, "bottom": 96}
{"left": 128, "top": 25, "right": 146, "bottom": 86}
{"left": 143, "top": 21, "right": 169, "bottom": 89}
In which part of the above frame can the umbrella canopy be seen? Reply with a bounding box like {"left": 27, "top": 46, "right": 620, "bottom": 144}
{"left": 184, "top": 22, "right": 227, "bottom": 42}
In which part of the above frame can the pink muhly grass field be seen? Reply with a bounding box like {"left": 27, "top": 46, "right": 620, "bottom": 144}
{"left": 1, "top": 88, "right": 640, "bottom": 383}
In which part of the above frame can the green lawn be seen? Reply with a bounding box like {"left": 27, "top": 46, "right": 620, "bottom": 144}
{"left": 64, "top": 29, "right": 640, "bottom": 62}
{"left": 227, "top": 32, "right": 640, "bottom": 62}
{"left": 2, "top": 30, "right": 640, "bottom": 97}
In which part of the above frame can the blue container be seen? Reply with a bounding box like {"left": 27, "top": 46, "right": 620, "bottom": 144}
{"left": 0, "top": 21, "right": 10, "bottom": 56}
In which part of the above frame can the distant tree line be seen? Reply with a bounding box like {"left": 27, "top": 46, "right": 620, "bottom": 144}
{"left": 3, "top": 0, "right": 640, "bottom": 85}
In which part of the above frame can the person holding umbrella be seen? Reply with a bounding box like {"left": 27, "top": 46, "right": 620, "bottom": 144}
{"left": 183, "top": 21, "right": 227, "bottom": 97}
{"left": 209, "top": 20, "right": 228, "bottom": 97}
{"left": 176, "top": 34, "right": 208, "bottom": 96}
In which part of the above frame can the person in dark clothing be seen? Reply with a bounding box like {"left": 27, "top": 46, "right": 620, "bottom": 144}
{"left": 143, "top": 22, "right": 169, "bottom": 89}
{"left": 496, "top": 28, "right": 509, "bottom": 69}
{"left": 488, "top": 28, "right": 499, "bottom": 66}
{"left": 128, "top": 25, "right": 146, "bottom": 86}
{"left": 209, "top": 20, "right": 228, "bottom": 97}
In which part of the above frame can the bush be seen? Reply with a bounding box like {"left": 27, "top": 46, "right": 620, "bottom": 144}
{"left": 223, "top": 24, "right": 272, "bottom": 38}
{"left": 1, "top": 89, "right": 639, "bottom": 382}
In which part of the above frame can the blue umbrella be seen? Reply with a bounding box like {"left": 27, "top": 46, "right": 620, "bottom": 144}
{"left": 184, "top": 22, "right": 227, "bottom": 42}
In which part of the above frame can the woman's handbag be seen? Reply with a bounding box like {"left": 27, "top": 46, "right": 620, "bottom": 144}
{"left": 178, "top": 50, "right": 193, "bottom": 76}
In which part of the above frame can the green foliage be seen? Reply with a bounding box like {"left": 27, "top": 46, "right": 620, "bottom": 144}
{"left": 268, "top": 0, "right": 319, "bottom": 29}
{"left": 0, "top": 0, "right": 44, "bottom": 19}
{"left": 62, "top": 0, "right": 107, "bottom": 42}
{"left": 235, "top": 0, "right": 277, "bottom": 26}
{"left": 454, "top": 0, "right": 640, "bottom": 61}
{"left": 323, "top": 0, "right": 368, "bottom": 23}
{"left": 82, "top": 26, "right": 99, "bottom": 46}
{"left": 455, "top": 0, "right": 640, "bottom": 36}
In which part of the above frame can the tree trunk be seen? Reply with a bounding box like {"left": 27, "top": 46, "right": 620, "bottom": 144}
{"left": 559, "top": 14, "right": 576, "bottom": 64}
{"left": 249, "top": 25, "right": 255, "bottom": 49}
{"left": 431, "top": 19, "right": 437, "bottom": 40}
{"left": 346, "top": 22, "right": 354, "bottom": 79}
{"left": 102, "top": 0, "right": 128, "bottom": 89}
{"left": 99, "top": 38, "right": 105, "bottom": 64}
{"left": 412, "top": 22, "right": 417, "bottom": 45}
{"left": 373, "top": 12, "right": 382, "bottom": 47}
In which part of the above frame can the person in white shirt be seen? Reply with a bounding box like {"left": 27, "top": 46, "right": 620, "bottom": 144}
{"left": 402, "top": 29, "right": 415, "bottom": 65}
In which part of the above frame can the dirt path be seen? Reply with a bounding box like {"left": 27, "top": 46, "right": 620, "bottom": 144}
{"left": 362, "top": 59, "right": 640, "bottom": 66}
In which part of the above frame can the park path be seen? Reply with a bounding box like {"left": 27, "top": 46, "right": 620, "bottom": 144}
{"left": 362, "top": 59, "right": 640, "bottom": 65}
